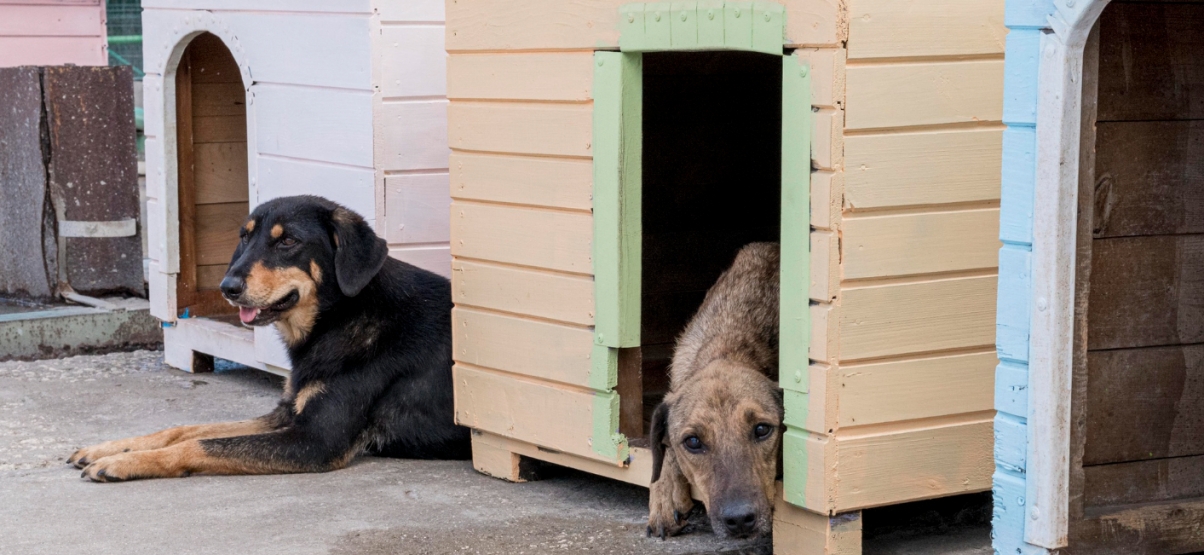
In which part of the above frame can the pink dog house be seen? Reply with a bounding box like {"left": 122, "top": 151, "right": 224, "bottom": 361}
{"left": 0, "top": 0, "right": 108, "bottom": 68}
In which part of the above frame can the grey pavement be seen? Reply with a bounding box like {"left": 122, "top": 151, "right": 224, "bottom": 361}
{"left": 0, "top": 351, "right": 990, "bottom": 555}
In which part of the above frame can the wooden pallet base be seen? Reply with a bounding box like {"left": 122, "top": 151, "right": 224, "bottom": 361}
{"left": 163, "top": 317, "right": 289, "bottom": 378}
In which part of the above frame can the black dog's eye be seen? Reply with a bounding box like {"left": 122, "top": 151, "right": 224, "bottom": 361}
{"left": 278, "top": 237, "right": 298, "bottom": 248}
{"left": 682, "top": 436, "right": 705, "bottom": 453}
{"left": 753, "top": 423, "right": 775, "bottom": 440}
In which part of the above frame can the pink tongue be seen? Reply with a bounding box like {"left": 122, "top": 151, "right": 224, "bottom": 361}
{"left": 239, "top": 307, "right": 260, "bottom": 324}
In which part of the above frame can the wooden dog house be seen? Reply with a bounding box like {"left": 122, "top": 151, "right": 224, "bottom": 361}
{"left": 994, "top": 1, "right": 1204, "bottom": 553}
{"left": 0, "top": 0, "right": 108, "bottom": 68}
{"left": 448, "top": 1, "right": 1005, "bottom": 552}
{"left": 142, "top": 0, "right": 451, "bottom": 375}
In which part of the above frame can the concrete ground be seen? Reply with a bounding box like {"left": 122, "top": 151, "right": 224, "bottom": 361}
{"left": 0, "top": 351, "right": 991, "bottom": 555}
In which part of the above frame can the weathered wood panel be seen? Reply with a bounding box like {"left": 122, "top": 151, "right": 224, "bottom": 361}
{"left": 452, "top": 260, "right": 594, "bottom": 326}
{"left": 376, "top": 0, "right": 443, "bottom": 22}
{"left": 378, "top": 25, "right": 446, "bottom": 99}
{"left": 192, "top": 115, "right": 247, "bottom": 143}
{"left": 1093, "top": 122, "right": 1204, "bottom": 238}
{"left": 1084, "top": 344, "right": 1204, "bottom": 465}
{"left": 448, "top": 52, "right": 593, "bottom": 101}
{"left": 1084, "top": 455, "right": 1204, "bottom": 508}
{"left": 836, "top": 351, "right": 996, "bottom": 428}
{"left": 1096, "top": 2, "right": 1204, "bottom": 122}
{"left": 194, "top": 202, "right": 245, "bottom": 266}
{"left": 1087, "top": 235, "right": 1204, "bottom": 351}
{"left": 838, "top": 275, "right": 997, "bottom": 361}
{"left": 252, "top": 84, "right": 374, "bottom": 168}
{"left": 845, "top": 60, "right": 1004, "bottom": 130}
{"left": 450, "top": 152, "right": 592, "bottom": 211}
{"left": 454, "top": 364, "right": 603, "bottom": 461}
{"left": 0, "top": 4, "right": 102, "bottom": 36}
{"left": 452, "top": 307, "right": 594, "bottom": 388}
{"left": 384, "top": 173, "right": 451, "bottom": 245}
{"left": 256, "top": 156, "right": 374, "bottom": 220}
{"left": 448, "top": 102, "right": 592, "bottom": 158}
{"left": 0, "top": 36, "right": 105, "bottom": 67}
{"left": 1068, "top": 499, "right": 1204, "bottom": 555}
{"left": 844, "top": 128, "right": 1003, "bottom": 209}
{"left": 0, "top": 67, "right": 55, "bottom": 298}
{"left": 450, "top": 201, "right": 592, "bottom": 274}
{"left": 841, "top": 208, "right": 1000, "bottom": 279}
{"left": 847, "top": 0, "right": 1006, "bottom": 60}
{"left": 375, "top": 99, "right": 449, "bottom": 171}
{"left": 834, "top": 416, "right": 994, "bottom": 511}
{"left": 389, "top": 246, "right": 451, "bottom": 278}
{"left": 193, "top": 143, "right": 249, "bottom": 204}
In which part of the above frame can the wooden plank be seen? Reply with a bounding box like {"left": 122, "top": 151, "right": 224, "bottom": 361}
{"left": 375, "top": 99, "right": 449, "bottom": 172}
{"left": 847, "top": 0, "right": 1006, "bottom": 60}
{"left": 1084, "top": 344, "right": 1204, "bottom": 465}
{"left": 192, "top": 115, "right": 247, "bottom": 144}
{"left": 450, "top": 201, "right": 592, "bottom": 274}
{"left": 253, "top": 84, "right": 374, "bottom": 168}
{"left": 0, "top": 5, "right": 102, "bottom": 36}
{"left": 163, "top": 317, "right": 262, "bottom": 372}
{"left": 384, "top": 173, "right": 451, "bottom": 245}
{"left": 1096, "top": 2, "right": 1204, "bottom": 122}
{"left": 0, "top": 36, "right": 104, "bottom": 67}
{"left": 256, "top": 156, "right": 375, "bottom": 221}
{"left": 472, "top": 430, "right": 654, "bottom": 487}
{"left": 1070, "top": 499, "right": 1204, "bottom": 555}
{"left": 837, "top": 351, "right": 996, "bottom": 428}
{"left": 376, "top": 0, "right": 443, "bottom": 22}
{"left": 191, "top": 83, "right": 246, "bottom": 117}
{"left": 838, "top": 275, "right": 997, "bottom": 361}
{"left": 844, "top": 60, "right": 1004, "bottom": 130}
{"left": 452, "top": 260, "right": 594, "bottom": 326}
{"left": 194, "top": 202, "right": 246, "bottom": 266}
{"left": 184, "top": 33, "right": 242, "bottom": 84}
{"left": 453, "top": 364, "right": 613, "bottom": 462}
{"left": 141, "top": 0, "right": 370, "bottom": 12}
{"left": 450, "top": 151, "right": 592, "bottom": 211}
{"left": 448, "top": 52, "right": 593, "bottom": 101}
{"left": 1087, "top": 235, "right": 1204, "bottom": 351}
{"left": 1093, "top": 122, "right": 1204, "bottom": 238}
{"left": 844, "top": 128, "right": 1003, "bottom": 210}
{"left": 220, "top": 12, "right": 371, "bottom": 90}
{"left": 196, "top": 264, "right": 227, "bottom": 290}
{"left": 841, "top": 208, "right": 1000, "bottom": 280}
{"left": 388, "top": 246, "right": 451, "bottom": 278}
{"left": 448, "top": 101, "right": 592, "bottom": 158}
{"left": 452, "top": 308, "right": 594, "bottom": 389}
{"left": 377, "top": 25, "right": 446, "bottom": 99}
{"left": 193, "top": 143, "right": 249, "bottom": 205}
{"left": 780, "top": 52, "right": 813, "bottom": 396}
{"left": 1084, "top": 455, "right": 1204, "bottom": 508}
{"left": 774, "top": 491, "right": 862, "bottom": 554}
{"left": 833, "top": 416, "right": 994, "bottom": 511}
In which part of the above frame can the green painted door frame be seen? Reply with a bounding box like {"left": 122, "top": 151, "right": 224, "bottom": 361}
{"left": 593, "top": 5, "right": 811, "bottom": 507}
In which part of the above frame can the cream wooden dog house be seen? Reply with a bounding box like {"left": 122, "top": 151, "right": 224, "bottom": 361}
{"left": 0, "top": 0, "right": 108, "bottom": 68}
{"left": 448, "top": 1, "right": 1005, "bottom": 552}
{"left": 142, "top": 0, "right": 450, "bottom": 375}
{"left": 993, "top": 0, "right": 1204, "bottom": 553}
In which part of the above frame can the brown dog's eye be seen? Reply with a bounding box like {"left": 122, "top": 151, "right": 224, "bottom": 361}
{"left": 754, "top": 423, "right": 774, "bottom": 440}
{"left": 682, "top": 436, "right": 704, "bottom": 453}
{"left": 278, "top": 238, "right": 298, "bottom": 248}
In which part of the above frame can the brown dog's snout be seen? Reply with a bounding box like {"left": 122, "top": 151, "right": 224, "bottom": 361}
{"left": 220, "top": 275, "right": 246, "bottom": 300}
{"left": 716, "top": 500, "right": 759, "bottom": 537}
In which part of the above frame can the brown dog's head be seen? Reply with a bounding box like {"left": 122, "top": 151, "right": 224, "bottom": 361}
{"left": 650, "top": 359, "right": 783, "bottom": 538}
{"left": 219, "top": 195, "right": 387, "bottom": 346}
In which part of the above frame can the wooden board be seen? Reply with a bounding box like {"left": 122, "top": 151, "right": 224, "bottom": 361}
{"left": 193, "top": 202, "right": 245, "bottom": 266}
{"left": 452, "top": 260, "right": 594, "bottom": 326}
{"left": 192, "top": 115, "right": 247, "bottom": 144}
{"left": 844, "top": 128, "right": 1003, "bottom": 210}
{"left": 388, "top": 246, "right": 451, "bottom": 278}
{"left": 832, "top": 415, "right": 994, "bottom": 511}
{"left": 256, "top": 156, "right": 375, "bottom": 220}
{"left": 0, "top": 5, "right": 102, "bottom": 36}
{"left": 1069, "top": 499, "right": 1204, "bottom": 555}
{"left": 450, "top": 201, "right": 593, "bottom": 274}
{"left": 375, "top": 99, "right": 449, "bottom": 172}
{"left": 841, "top": 208, "right": 1000, "bottom": 280}
{"left": 448, "top": 101, "right": 592, "bottom": 158}
{"left": 1096, "top": 2, "right": 1204, "bottom": 122}
{"left": 847, "top": 0, "right": 1006, "bottom": 60}
{"left": 837, "top": 275, "right": 997, "bottom": 362}
{"left": 0, "top": 36, "right": 104, "bottom": 67}
{"left": 384, "top": 173, "right": 451, "bottom": 245}
{"left": 453, "top": 363, "right": 609, "bottom": 462}
{"left": 377, "top": 25, "right": 446, "bottom": 99}
{"left": 193, "top": 143, "right": 249, "bottom": 204}
{"left": 448, "top": 52, "right": 594, "bottom": 102}
{"left": 1086, "top": 235, "right": 1204, "bottom": 351}
{"left": 1093, "top": 121, "right": 1204, "bottom": 238}
{"left": 196, "top": 264, "right": 227, "bottom": 290}
{"left": 834, "top": 350, "right": 996, "bottom": 429}
{"left": 452, "top": 308, "right": 594, "bottom": 389}
{"left": 1084, "top": 344, "right": 1204, "bottom": 466}
{"left": 1083, "top": 455, "right": 1204, "bottom": 508}
{"left": 844, "top": 60, "right": 1004, "bottom": 131}
{"left": 252, "top": 83, "right": 374, "bottom": 168}
{"left": 450, "top": 151, "right": 593, "bottom": 211}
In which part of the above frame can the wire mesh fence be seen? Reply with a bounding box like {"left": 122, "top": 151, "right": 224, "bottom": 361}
{"left": 107, "top": 0, "right": 143, "bottom": 79}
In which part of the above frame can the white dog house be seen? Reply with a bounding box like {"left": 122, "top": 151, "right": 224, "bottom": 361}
{"left": 142, "top": 0, "right": 449, "bottom": 374}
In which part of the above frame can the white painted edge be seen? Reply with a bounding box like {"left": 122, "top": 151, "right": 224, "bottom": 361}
{"left": 1025, "top": 0, "right": 1110, "bottom": 549}
{"left": 58, "top": 219, "right": 137, "bottom": 238}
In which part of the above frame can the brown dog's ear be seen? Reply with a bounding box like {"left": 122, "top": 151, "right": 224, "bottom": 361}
{"left": 331, "top": 207, "right": 388, "bottom": 297}
{"left": 650, "top": 401, "right": 671, "bottom": 483}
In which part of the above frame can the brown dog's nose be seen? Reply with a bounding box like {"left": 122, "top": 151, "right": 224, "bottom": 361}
{"left": 220, "top": 276, "right": 245, "bottom": 299}
{"left": 719, "top": 504, "right": 758, "bottom": 537}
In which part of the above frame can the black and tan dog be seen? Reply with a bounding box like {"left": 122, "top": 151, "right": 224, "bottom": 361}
{"left": 647, "top": 242, "right": 781, "bottom": 539}
{"left": 68, "top": 195, "right": 470, "bottom": 481}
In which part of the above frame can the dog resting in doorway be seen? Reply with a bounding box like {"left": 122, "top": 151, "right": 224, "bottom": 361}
{"left": 647, "top": 242, "right": 781, "bottom": 539}
{"left": 69, "top": 195, "right": 470, "bottom": 481}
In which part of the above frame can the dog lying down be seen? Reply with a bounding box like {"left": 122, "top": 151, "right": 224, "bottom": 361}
{"left": 68, "top": 195, "right": 470, "bottom": 482}
{"left": 648, "top": 242, "right": 781, "bottom": 539}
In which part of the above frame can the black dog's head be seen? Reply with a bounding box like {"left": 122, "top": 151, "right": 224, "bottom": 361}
{"left": 219, "top": 195, "right": 387, "bottom": 346}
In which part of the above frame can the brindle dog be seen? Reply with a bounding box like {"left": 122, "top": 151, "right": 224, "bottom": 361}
{"left": 68, "top": 195, "right": 470, "bottom": 482}
{"left": 647, "top": 242, "right": 781, "bottom": 539}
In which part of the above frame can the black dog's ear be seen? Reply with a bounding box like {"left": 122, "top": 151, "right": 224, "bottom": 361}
{"left": 649, "top": 401, "right": 671, "bottom": 483}
{"left": 331, "top": 207, "right": 388, "bottom": 297}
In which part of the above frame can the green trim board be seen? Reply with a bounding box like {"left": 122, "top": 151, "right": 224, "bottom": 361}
{"left": 619, "top": 1, "right": 785, "bottom": 55}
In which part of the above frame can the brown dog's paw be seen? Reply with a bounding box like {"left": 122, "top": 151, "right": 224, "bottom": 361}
{"left": 68, "top": 441, "right": 132, "bottom": 469}
{"left": 646, "top": 481, "right": 694, "bottom": 539}
{"left": 80, "top": 452, "right": 173, "bottom": 483}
